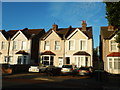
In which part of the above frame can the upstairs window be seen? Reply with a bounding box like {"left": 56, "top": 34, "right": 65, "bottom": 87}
{"left": 44, "top": 41, "right": 50, "bottom": 50}
{"left": 110, "top": 40, "right": 117, "bottom": 52}
{"left": 80, "top": 40, "right": 87, "bottom": 51}
{"left": 13, "top": 41, "right": 17, "bottom": 50}
{"left": 1, "top": 41, "right": 6, "bottom": 50}
{"left": 55, "top": 41, "right": 60, "bottom": 50}
{"left": 21, "top": 41, "right": 26, "bottom": 50}
{"left": 68, "top": 40, "right": 74, "bottom": 50}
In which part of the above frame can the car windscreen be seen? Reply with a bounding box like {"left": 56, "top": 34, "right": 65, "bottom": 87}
{"left": 62, "top": 65, "right": 72, "bottom": 68}
{"left": 79, "top": 67, "right": 89, "bottom": 70}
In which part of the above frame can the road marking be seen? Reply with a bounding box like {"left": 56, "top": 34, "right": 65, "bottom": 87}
{"left": 32, "top": 78, "right": 54, "bottom": 82}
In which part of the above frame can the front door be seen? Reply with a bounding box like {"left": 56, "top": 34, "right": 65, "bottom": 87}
{"left": 58, "top": 57, "right": 63, "bottom": 67}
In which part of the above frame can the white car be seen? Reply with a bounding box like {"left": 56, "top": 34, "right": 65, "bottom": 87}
{"left": 28, "top": 66, "right": 39, "bottom": 72}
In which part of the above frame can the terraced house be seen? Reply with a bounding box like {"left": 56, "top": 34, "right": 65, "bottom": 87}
{"left": 100, "top": 25, "right": 120, "bottom": 74}
{"left": 0, "top": 28, "right": 45, "bottom": 65}
{"left": 40, "top": 21, "right": 93, "bottom": 68}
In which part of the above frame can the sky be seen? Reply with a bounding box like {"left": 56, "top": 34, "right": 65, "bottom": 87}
{"left": 2, "top": 2, "right": 108, "bottom": 48}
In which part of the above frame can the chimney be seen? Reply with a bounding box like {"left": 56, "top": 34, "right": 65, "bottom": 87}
{"left": 82, "top": 20, "right": 87, "bottom": 31}
{"left": 108, "top": 25, "right": 114, "bottom": 31}
{"left": 52, "top": 23, "right": 58, "bottom": 31}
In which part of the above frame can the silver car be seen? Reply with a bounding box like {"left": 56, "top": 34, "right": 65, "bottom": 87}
{"left": 61, "top": 65, "right": 76, "bottom": 75}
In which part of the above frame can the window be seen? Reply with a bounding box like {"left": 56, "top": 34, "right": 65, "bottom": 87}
{"left": 42, "top": 56, "right": 54, "bottom": 66}
{"left": 23, "top": 56, "right": 27, "bottom": 64}
{"left": 108, "top": 58, "right": 120, "bottom": 70}
{"left": 80, "top": 40, "right": 87, "bottom": 51}
{"left": 69, "top": 40, "right": 74, "bottom": 50}
{"left": 17, "top": 56, "right": 22, "bottom": 64}
{"left": 1, "top": 41, "right": 6, "bottom": 50}
{"left": 74, "top": 57, "right": 86, "bottom": 67}
{"left": 13, "top": 41, "right": 17, "bottom": 50}
{"left": 55, "top": 41, "right": 60, "bottom": 50}
{"left": 4, "top": 56, "right": 8, "bottom": 63}
{"left": 44, "top": 41, "right": 50, "bottom": 50}
{"left": 21, "top": 41, "right": 26, "bottom": 50}
{"left": 110, "top": 40, "right": 117, "bottom": 51}
{"left": 114, "top": 58, "right": 120, "bottom": 69}
{"left": 109, "top": 58, "right": 112, "bottom": 69}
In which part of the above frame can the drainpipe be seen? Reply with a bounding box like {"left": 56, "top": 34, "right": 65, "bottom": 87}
{"left": 7, "top": 37, "right": 10, "bottom": 67}
{"left": 63, "top": 35, "right": 66, "bottom": 65}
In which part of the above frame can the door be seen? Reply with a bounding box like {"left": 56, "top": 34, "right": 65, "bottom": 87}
{"left": 58, "top": 57, "right": 63, "bottom": 67}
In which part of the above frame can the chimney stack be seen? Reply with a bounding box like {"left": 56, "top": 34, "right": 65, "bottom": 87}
{"left": 108, "top": 25, "right": 114, "bottom": 31}
{"left": 82, "top": 20, "right": 87, "bottom": 31}
{"left": 52, "top": 23, "right": 58, "bottom": 31}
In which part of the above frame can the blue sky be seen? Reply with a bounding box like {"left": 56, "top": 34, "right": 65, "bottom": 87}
{"left": 2, "top": 2, "right": 108, "bottom": 48}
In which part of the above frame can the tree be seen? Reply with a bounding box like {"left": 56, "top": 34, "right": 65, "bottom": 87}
{"left": 105, "top": 2, "right": 120, "bottom": 29}
{"left": 115, "top": 30, "right": 120, "bottom": 48}
{"left": 105, "top": 2, "right": 120, "bottom": 49}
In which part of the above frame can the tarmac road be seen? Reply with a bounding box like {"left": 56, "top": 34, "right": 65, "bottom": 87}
{"left": 2, "top": 73, "right": 120, "bottom": 89}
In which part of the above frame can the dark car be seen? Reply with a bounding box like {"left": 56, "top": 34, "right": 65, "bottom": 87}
{"left": 76, "top": 67, "right": 93, "bottom": 76}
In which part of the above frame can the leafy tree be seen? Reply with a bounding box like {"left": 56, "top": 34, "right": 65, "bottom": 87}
{"left": 105, "top": 2, "right": 120, "bottom": 49}
{"left": 115, "top": 30, "right": 120, "bottom": 48}
{"left": 105, "top": 2, "right": 120, "bottom": 29}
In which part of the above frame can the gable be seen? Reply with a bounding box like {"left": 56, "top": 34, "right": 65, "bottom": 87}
{"left": 11, "top": 31, "right": 28, "bottom": 41}
{"left": 67, "top": 28, "right": 88, "bottom": 40}
{"left": 44, "top": 30, "right": 62, "bottom": 40}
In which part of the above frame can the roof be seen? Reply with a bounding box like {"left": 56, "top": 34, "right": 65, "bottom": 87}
{"left": 41, "top": 26, "right": 92, "bottom": 40}
{"left": 107, "top": 52, "right": 120, "bottom": 57}
{"left": 100, "top": 27, "right": 117, "bottom": 39}
{"left": 7, "top": 28, "right": 45, "bottom": 39}
{"left": 73, "top": 51, "right": 90, "bottom": 56}
{"left": 41, "top": 51, "right": 56, "bottom": 55}
{"left": 0, "top": 30, "right": 9, "bottom": 40}
{"left": 16, "top": 50, "right": 29, "bottom": 55}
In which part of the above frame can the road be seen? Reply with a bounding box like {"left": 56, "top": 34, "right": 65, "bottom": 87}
{"left": 2, "top": 73, "right": 120, "bottom": 89}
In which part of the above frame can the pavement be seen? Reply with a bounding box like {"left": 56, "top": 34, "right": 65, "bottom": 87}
{"left": 2, "top": 73, "right": 120, "bottom": 89}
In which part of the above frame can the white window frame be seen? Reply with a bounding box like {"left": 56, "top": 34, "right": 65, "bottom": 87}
{"left": 13, "top": 41, "right": 17, "bottom": 50}
{"left": 79, "top": 39, "right": 87, "bottom": 51}
{"left": 109, "top": 40, "right": 118, "bottom": 52}
{"left": 21, "top": 41, "right": 26, "bottom": 50}
{"left": 1, "top": 41, "right": 6, "bottom": 50}
{"left": 68, "top": 40, "right": 75, "bottom": 50}
{"left": 74, "top": 56, "right": 85, "bottom": 67}
{"left": 55, "top": 41, "right": 60, "bottom": 50}
{"left": 44, "top": 41, "right": 50, "bottom": 50}
{"left": 108, "top": 57, "right": 120, "bottom": 70}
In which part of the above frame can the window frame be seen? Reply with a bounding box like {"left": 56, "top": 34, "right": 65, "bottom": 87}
{"left": 79, "top": 39, "right": 87, "bottom": 51}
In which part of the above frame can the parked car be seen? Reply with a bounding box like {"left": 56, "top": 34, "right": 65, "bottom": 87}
{"left": 75, "top": 67, "right": 93, "bottom": 76}
{"left": 45, "top": 65, "right": 61, "bottom": 76}
{"left": 28, "top": 66, "right": 39, "bottom": 72}
{"left": 39, "top": 66, "right": 48, "bottom": 73}
{"left": 61, "top": 64, "right": 77, "bottom": 75}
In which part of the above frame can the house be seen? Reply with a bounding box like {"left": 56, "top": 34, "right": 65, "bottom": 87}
{"left": 0, "top": 28, "right": 45, "bottom": 65}
{"left": 100, "top": 25, "right": 120, "bottom": 74}
{"left": 40, "top": 21, "right": 93, "bottom": 68}
{"left": 0, "top": 30, "right": 9, "bottom": 64}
